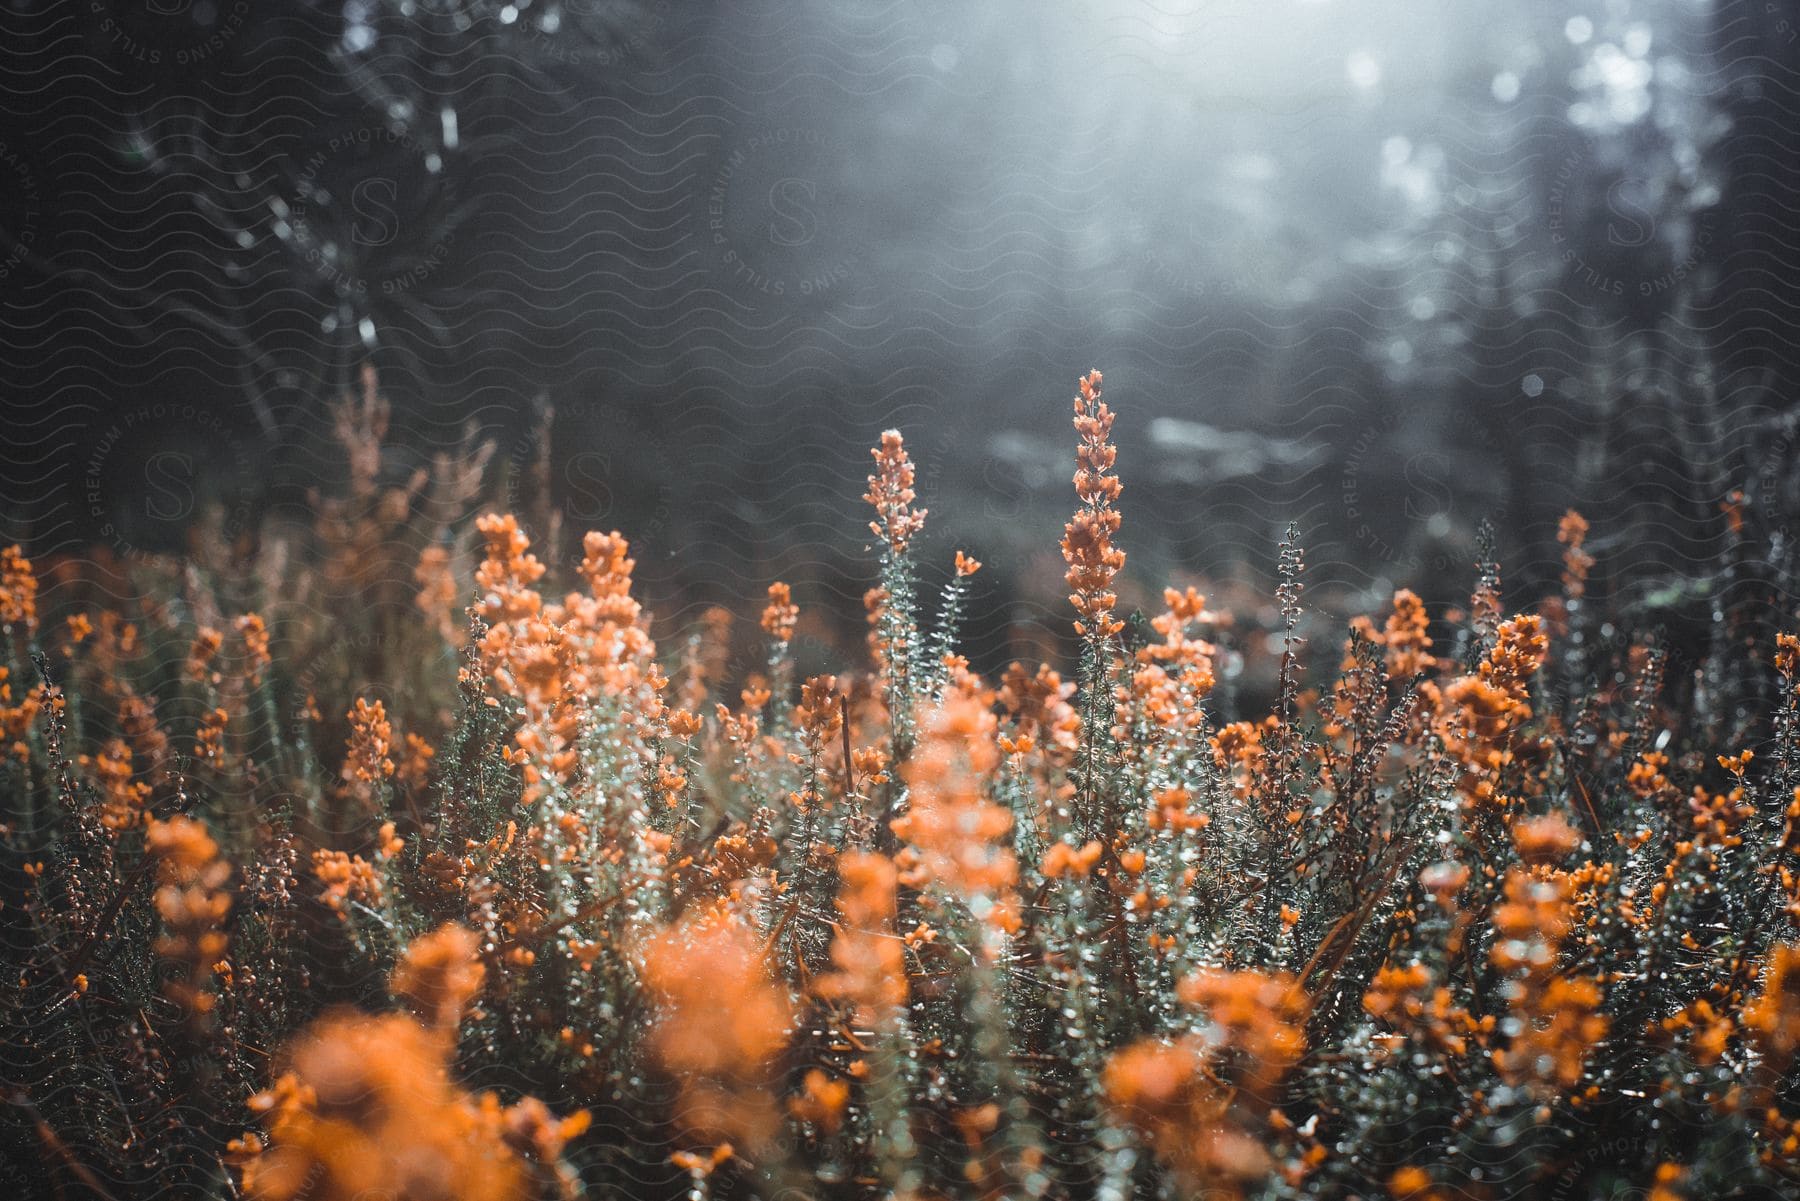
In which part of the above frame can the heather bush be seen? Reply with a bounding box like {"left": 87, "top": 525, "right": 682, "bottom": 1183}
{"left": 3, "top": 372, "right": 1799, "bottom": 1201}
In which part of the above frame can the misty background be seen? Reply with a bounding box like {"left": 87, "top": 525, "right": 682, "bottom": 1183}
{"left": 2, "top": 0, "right": 1797, "bottom": 671}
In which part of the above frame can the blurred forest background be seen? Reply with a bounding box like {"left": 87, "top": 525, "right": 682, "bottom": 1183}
{"left": 1, "top": 0, "right": 1797, "bottom": 674}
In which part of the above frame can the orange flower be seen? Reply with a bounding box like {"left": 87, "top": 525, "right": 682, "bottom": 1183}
{"left": 1133, "top": 586, "right": 1219, "bottom": 731}
{"left": 1776, "top": 632, "right": 1800, "bottom": 682}
{"left": 760, "top": 582, "right": 798, "bottom": 644}
{"left": 343, "top": 697, "right": 396, "bottom": 799}
{"left": 1041, "top": 839, "right": 1103, "bottom": 878}
{"left": 1106, "top": 969, "right": 1307, "bottom": 1197}
{"left": 1557, "top": 509, "right": 1594, "bottom": 599}
{"left": 391, "top": 924, "right": 485, "bottom": 1034}
{"left": 865, "top": 430, "right": 927, "bottom": 555}
{"left": 1147, "top": 785, "right": 1210, "bottom": 834}
{"left": 86, "top": 738, "right": 149, "bottom": 830}
{"left": 474, "top": 513, "right": 546, "bottom": 626}
{"left": 187, "top": 626, "right": 225, "bottom": 683}
{"left": 796, "top": 674, "right": 842, "bottom": 745}
{"left": 1512, "top": 811, "right": 1581, "bottom": 866}
{"left": 817, "top": 851, "right": 906, "bottom": 1022}
{"left": 892, "top": 667, "right": 1017, "bottom": 922}
{"left": 788, "top": 1069, "right": 850, "bottom": 1135}
{"left": 1489, "top": 868, "right": 1607, "bottom": 1093}
{"left": 1493, "top": 974, "right": 1607, "bottom": 1092}
{"left": 0, "top": 545, "right": 37, "bottom": 634}
{"left": 1061, "top": 370, "right": 1125, "bottom": 639}
{"left": 241, "top": 1009, "right": 579, "bottom": 1201}
{"left": 312, "top": 848, "right": 384, "bottom": 917}
{"left": 195, "top": 706, "right": 229, "bottom": 769}
{"left": 1743, "top": 943, "right": 1800, "bottom": 1065}
{"left": 1176, "top": 968, "right": 1310, "bottom": 1099}
{"left": 642, "top": 912, "right": 792, "bottom": 1148}
{"left": 1382, "top": 589, "right": 1433, "bottom": 678}
{"left": 234, "top": 613, "right": 272, "bottom": 685}
{"left": 1388, "top": 1166, "right": 1442, "bottom": 1200}
{"left": 415, "top": 543, "right": 460, "bottom": 643}
{"left": 998, "top": 661, "right": 1080, "bottom": 763}
{"left": 145, "top": 816, "right": 232, "bottom": 1018}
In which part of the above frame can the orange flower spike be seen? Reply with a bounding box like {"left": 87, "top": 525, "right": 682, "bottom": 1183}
{"left": 1557, "top": 509, "right": 1594, "bottom": 599}
{"left": 796, "top": 674, "right": 842, "bottom": 744}
{"left": 241, "top": 1009, "right": 575, "bottom": 1201}
{"left": 414, "top": 544, "right": 460, "bottom": 641}
{"left": 234, "top": 613, "right": 272, "bottom": 685}
{"left": 88, "top": 738, "right": 150, "bottom": 830}
{"left": 893, "top": 669, "right": 1017, "bottom": 918}
{"left": 1061, "top": 369, "right": 1126, "bottom": 639}
{"left": 865, "top": 430, "right": 927, "bottom": 555}
{"left": 1776, "top": 632, "right": 1800, "bottom": 683}
{"left": 1743, "top": 944, "right": 1800, "bottom": 1065}
{"left": 341, "top": 697, "right": 396, "bottom": 809}
{"left": 1383, "top": 589, "right": 1433, "bottom": 679}
{"left": 195, "top": 707, "right": 229, "bottom": 768}
{"left": 954, "top": 550, "right": 981, "bottom": 577}
{"left": 788, "top": 1069, "right": 850, "bottom": 1135}
{"left": 187, "top": 626, "right": 225, "bottom": 683}
{"left": 474, "top": 513, "right": 546, "bottom": 623}
{"left": 1482, "top": 613, "right": 1549, "bottom": 701}
{"left": 145, "top": 816, "right": 232, "bottom": 1018}
{"left": 0, "top": 545, "right": 38, "bottom": 635}
{"left": 761, "top": 582, "right": 798, "bottom": 644}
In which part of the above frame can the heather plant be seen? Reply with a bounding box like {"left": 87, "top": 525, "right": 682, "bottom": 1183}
{"left": 3, "top": 372, "right": 1800, "bottom": 1201}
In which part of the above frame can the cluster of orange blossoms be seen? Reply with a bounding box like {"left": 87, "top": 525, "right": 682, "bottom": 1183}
{"left": 892, "top": 663, "right": 1018, "bottom": 932}
{"left": 1061, "top": 369, "right": 1125, "bottom": 639}
{"left": 391, "top": 922, "right": 488, "bottom": 1034}
{"left": 761, "top": 581, "right": 798, "bottom": 644}
{"left": 997, "top": 659, "right": 1079, "bottom": 763}
{"left": 238, "top": 931, "right": 586, "bottom": 1201}
{"left": 1105, "top": 969, "right": 1310, "bottom": 1196}
{"left": 12, "top": 363, "right": 1800, "bottom": 1201}
{"left": 1558, "top": 508, "right": 1595, "bottom": 599}
{"left": 145, "top": 815, "right": 232, "bottom": 1017}
{"left": 341, "top": 696, "right": 396, "bottom": 806}
{"left": 1131, "top": 585, "right": 1220, "bottom": 733}
{"left": 819, "top": 850, "right": 906, "bottom": 1022}
{"left": 0, "top": 543, "right": 38, "bottom": 635}
{"left": 1433, "top": 613, "right": 1549, "bottom": 810}
{"left": 864, "top": 429, "right": 927, "bottom": 556}
{"left": 1490, "top": 818, "right": 1609, "bottom": 1094}
{"left": 642, "top": 911, "right": 794, "bottom": 1151}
